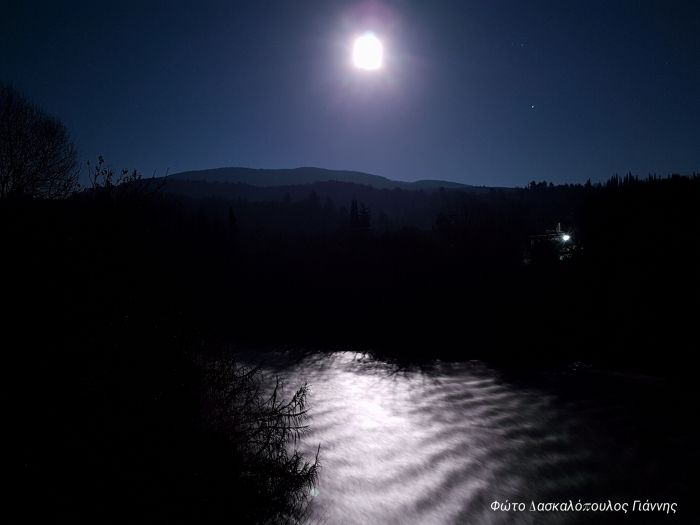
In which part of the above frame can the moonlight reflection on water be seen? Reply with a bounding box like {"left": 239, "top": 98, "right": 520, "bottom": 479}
{"left": 250, "top": 352, "right": 689, "bottom": 524}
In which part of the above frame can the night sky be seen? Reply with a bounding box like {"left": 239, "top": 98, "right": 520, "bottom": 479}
{"left": 2, "top": 1, "right": 699, "bottom": 186}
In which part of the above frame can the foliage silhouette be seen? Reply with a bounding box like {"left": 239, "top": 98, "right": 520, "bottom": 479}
{"left": 0, "top": 84, "right": 78, "bottom": 199}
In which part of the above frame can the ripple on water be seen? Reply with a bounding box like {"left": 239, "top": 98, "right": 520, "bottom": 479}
{"left": 249, "top": 351, "right": 690, "bottom": 525}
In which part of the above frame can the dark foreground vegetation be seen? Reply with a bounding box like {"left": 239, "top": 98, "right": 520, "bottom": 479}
{"left": 4, "top": 86, "right": 319, "bottom": 524}
{"left": 3, "top": 83, "right": 698, "bottom": 522}
{"left": 4, "top": 192, "right": 320, "bottom": 523}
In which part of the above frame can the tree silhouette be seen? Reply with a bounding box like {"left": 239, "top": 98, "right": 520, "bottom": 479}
{"left": 359, "top": 202, "right": 371, "bottom": 230}
{"left": 349, "top": 198, "right": 359, "bottom": 227}
{"left": 348, "top": 198, "right": 371, "bottom": 230}
{"left": 0, "top": 84, "right": 78, "bottom": 199}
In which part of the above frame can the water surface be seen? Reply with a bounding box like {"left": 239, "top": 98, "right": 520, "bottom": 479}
{"left": 252, "top": 352, "right": 691, "bottom": 524}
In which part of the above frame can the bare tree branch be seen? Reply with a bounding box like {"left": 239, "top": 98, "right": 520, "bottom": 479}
{"left": 0, "top": 84, "right": 78, "bottom": 200}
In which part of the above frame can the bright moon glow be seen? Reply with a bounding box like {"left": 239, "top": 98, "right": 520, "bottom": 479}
{"left": 353, "top": 33, "right": 383, "bottom": 70}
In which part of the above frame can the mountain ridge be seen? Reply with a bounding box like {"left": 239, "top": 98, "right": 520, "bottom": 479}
{"left": 169, "top": 166, "right": 481, "bottom": 191}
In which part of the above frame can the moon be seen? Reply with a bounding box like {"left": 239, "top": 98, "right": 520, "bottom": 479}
{"left": 353, "top": 33, "right": 383, "bottom": 70}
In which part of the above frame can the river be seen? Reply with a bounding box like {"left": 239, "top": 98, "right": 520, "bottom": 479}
{"left": 250, "top": 351, "right": 692, "bottom": 524}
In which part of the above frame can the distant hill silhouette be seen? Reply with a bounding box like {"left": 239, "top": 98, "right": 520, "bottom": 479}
{"left": 169, "top": 166, "right": 482, "bottom": 191}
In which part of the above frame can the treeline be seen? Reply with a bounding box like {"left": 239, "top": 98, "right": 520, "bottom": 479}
{"left": 5, "top": 169, "right": 693, "bottom": 372}
{"left": 160, "top": 172, "right": 698, "bottom": 235}
{"left": 107, "top": 171, "right": 700, "bottom": 370}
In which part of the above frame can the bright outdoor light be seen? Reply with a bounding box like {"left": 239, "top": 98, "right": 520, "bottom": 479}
{"left": 562, "top": 234, "right": 571, "bottom": 242}
{"left": 353, "top": 33, "right": 383, "bottom": 70}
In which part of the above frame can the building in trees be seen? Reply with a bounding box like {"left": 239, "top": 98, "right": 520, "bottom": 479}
{"left": 524, "top": 222, "right": 577, "bottom": 264}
